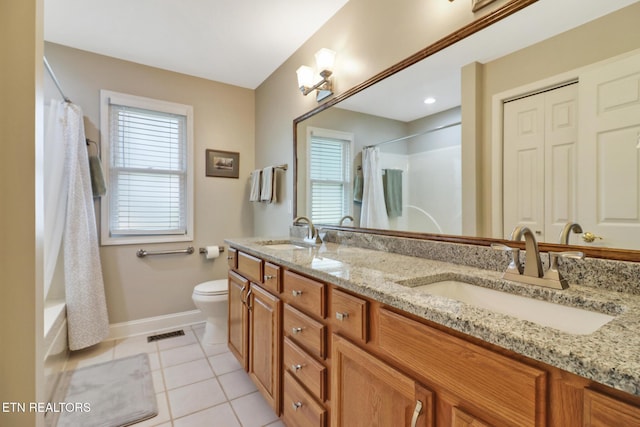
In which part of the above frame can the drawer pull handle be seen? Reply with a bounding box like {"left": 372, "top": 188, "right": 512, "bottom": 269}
{"left": 292, "top": 401, "right": 303, "bottom": 411}
{"left": 291, "top": 364, "right": 303, "bottom": 372}
{"left": 264, "top": 274, "right": 275, "bottom": 281}
{"left": 411, "top": 400, "right": 423, "bottom": 427}
{"left": 292, "top": 327, "right": 304, "bottom": 334}
{"left": 292, "top": 290, "right": 303, "bottom": 297}
{"left": 335, "top": 312, "right": 349, "bottom": 321}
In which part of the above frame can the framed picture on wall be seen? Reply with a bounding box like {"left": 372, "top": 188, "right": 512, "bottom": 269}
{"left": 205, "top": 149, "right": 239, "bottom": 178}
{"left": 472, "top": 0, "right": 497, "bottom": 12}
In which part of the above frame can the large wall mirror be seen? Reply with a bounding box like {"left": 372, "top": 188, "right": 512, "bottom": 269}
{"left": 294, "top": 0, "right": 640, "bottom": 261}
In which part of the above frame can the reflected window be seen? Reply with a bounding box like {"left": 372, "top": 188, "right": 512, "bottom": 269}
{"left": 307, "top": 127, "right": 353, "bottom": 225}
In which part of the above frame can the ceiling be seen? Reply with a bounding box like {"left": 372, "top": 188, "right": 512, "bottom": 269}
{"left": 337, "top": 0, "right": 639, "bottom": 122}
{"left": 44, "top": 0, "right": 349, "bottom": 89}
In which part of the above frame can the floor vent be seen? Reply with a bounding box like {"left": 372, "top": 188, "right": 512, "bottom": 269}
{"left": 147, "top": 329, "right": 185, "bottom": 343}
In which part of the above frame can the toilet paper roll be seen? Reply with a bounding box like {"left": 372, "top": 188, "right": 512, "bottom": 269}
{"left": 205, "top": 245, "right": 220, "bottom": 259}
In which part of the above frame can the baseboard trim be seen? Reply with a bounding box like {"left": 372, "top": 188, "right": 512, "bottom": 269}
{"left": 107, "top": 309, "right": 206, "bottom": 341}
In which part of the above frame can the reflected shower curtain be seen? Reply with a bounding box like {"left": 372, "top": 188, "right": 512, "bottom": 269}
{"left": 50, "top": 100, "right": 109, "bottom": 350}
{"left": 360, "top": 147, "right": 389, "bottom": 229}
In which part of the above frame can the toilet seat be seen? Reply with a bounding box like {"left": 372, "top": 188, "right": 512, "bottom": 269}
{"left": 193, "top": 280, "right": 227, "bottom": 296}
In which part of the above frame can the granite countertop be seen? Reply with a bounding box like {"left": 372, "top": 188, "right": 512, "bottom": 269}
{"left": 225, "top": 236, "right": 640, "bottom": 396}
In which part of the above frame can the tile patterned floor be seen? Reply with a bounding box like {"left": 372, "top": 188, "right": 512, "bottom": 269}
{"left": 65, "top": 323, "right": 285, "bottom": 427}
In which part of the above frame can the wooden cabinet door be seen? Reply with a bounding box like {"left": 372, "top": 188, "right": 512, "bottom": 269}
{"left": 452, "top": 407, "right": 492, "bottom": 427}
{"left": 331, "top": 334, "right": 433, "bottom": 427}
{"left": 248, "top": 283, "right": 282, "bottom": 414}
{"left": 584, "top": 389, "right": 640, "bottom": 427}
{"left": 228, "top": 271, "right": 249, "bottom": 370}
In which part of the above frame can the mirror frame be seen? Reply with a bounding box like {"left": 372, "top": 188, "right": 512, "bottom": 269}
{"left": 293, "top": 0, "right": 640, "bottom": 263}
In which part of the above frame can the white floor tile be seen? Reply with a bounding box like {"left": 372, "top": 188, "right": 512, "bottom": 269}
{"left": 163, "top": 358, "right": 214, "bottom": 390}
{"left": 130, "top": 392, "right": 171, "bottom": 427}
{"left": 157, "top": 330, "right": 198, "bottom": 351}
{"left": 66, "top": 341, "right": 114, "bottom": 370}
{"left": 114, "top": 335, "right": 158, "bottom": 358}
{"left": 167, "top": 378, "right": 227, "bottom": 419}
{"left": 173, "top": 403, "right": 241, "bottom": 427}
{"left": 151, "top": 369, "right": 165, "bottom": 394}
{"left": 265, "top": 421, "right": 286, "bottom": 427}
{"left": 200, "top": 341, "right": 230, "bottom": 357}
{"left": 208, "top": 351, "right": 242, "bottom": 376}
{"left": 230, "top": 392, "right": 278, "bottom": 427}
{"left": 218, "top": 370, "right": 257, "bottom": 400}
{"left": 148, "top": 352, "right": 161, "bottom": 371}
{"left": 160, "top": 343, "right": 205, "bottom": 368}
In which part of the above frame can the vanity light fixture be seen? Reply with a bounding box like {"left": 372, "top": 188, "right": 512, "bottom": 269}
{"left": 296, "top": 48, "right": 336, "bottom": 102}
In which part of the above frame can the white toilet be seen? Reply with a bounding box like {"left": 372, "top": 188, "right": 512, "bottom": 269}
{"left": 192, "top": 279, "right": 228, "bottom": 345}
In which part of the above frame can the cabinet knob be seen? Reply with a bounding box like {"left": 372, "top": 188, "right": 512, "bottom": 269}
{"left": 291, "top": 364, "right": 303, "bottom": 372}
{"left": 291, "top": 290, "right": 303, "bottom": 297}
{"left": 227, "top": 255, "right": 234, "bottom": 260}
{"left": 335, "top": 312, "right": 349, "bottom": 321}
{"left": 292, "top": 401, "right": 303, "bottom": 411}
{"left": 292, "top": 327, "right": 304, "bottom": 334}
{"left": 264, "top": 274, "right": 275, "bottom": 281}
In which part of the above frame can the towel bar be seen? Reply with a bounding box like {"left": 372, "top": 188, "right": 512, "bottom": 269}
{"left": 136, "top": 246, "right": 195, "bottom": 258}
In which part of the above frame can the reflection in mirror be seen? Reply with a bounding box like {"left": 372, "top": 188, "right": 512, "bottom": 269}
{"left": 295, "top": 0, "right": 640, "bottom": 255}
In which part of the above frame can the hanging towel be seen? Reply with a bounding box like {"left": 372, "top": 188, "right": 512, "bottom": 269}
{"left": 89, "top": 155, "right": 107, "bottom": 197}
{"left": 260, "top": 166, "right": 276, "bottom": 203}
{"left": 249, "top": 169, "right": 262, "bottom": 202}
{"left": 62, "top": 101, "right": 109, "bottom": 350}
{"left": 383, "top": 169, "right": 403, "bottom": 218}
{"left": 353, "top": 168, "right": 363, "bottom": 203}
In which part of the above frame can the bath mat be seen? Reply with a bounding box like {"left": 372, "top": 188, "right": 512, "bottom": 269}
{"left": 56, "top": 353, "right": 158, "bottom": 427}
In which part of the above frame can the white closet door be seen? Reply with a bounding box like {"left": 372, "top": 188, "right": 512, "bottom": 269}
{"left": 503, "top": 93, "right": 545, "bottom": 240}
{"left": 544, "top": 84, "right": 579, "bottom": 244}
{"left": 503, "top": 84, "right": 578, "bottom": 243}
{"left": 578, "top": 51, "right": 640, "bottom": 249}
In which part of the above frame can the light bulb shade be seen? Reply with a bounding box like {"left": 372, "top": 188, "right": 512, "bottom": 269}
{"left": 296, "top": 65, "right": 315, "bottom": 88}
{"left": 314, "top": 48, "right": 336, "bottom": 72}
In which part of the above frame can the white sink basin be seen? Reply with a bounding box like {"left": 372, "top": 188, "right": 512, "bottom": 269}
{"left": 412, "top": 280, "right": 615, "bottom": 335}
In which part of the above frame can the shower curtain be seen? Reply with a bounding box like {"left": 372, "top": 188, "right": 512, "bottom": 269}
{"left": 360, "top": 147, "right": 389, "bottom": 229}
{"left": 48, "top": 100, "right": 109, "bottom": 350}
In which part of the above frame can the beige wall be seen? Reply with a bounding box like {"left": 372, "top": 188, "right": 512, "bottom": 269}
{"left": 44, "top": 43, "right": 255, "bottom": 324}
{"left": 254, "top": 0, "right": 506, "bottom": 236}
{"left": 478, "top": 2, "right": 640, "bottom": 236}
{"left": 1, "top": 0, "right": 45, "bottom": 426}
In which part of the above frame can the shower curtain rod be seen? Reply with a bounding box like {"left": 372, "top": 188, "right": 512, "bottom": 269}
{"left": 43, "top": 56, "right": 71, "bottom": 103}
{"left": 365, "top": 121, "right": 461, "bottom": 148}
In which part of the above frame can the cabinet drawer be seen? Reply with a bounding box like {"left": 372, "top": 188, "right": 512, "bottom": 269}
{"left": 262, "top": 262, "right": 281, "bottom": 294}
{"left": 330, "top": 288, "right": 368, "bottom": 343}
{"left": 284, "top": 304, "right": 326, "bottom": 359}
{"left": 227, "top": 247, "right": 237, "bottom": 269}
{"left": 237, "top": 251, "right": 263, "bottom": 284}
{"left": 283, "top": 271, "right": 325, "bottom": 319}
{"left": 378, "top": 308, "right": 546, "bottom": 427}
{"left": 282, "top": 371, "right": 326, "bottom": 427}
{"left": 284, "top": 336, "right": 327, "bottom": 402}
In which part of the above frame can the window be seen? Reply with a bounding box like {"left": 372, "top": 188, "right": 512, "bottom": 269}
{"left": 307, "top": 127, "right": 353, "bottom": 225}
{"left": 100, "top": 90, "right": 193, "bottom": 245}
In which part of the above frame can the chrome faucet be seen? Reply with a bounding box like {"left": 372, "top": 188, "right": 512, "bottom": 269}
{"left": 339, "top": 215, "right": 354, "bottom": 226}
{"left": 493, "top": 225, "right": 583, "bottom": 290}
{"left": 293, "top": 216, "right": 322, "bottom": 245}
{"left": 559, "top": 222, "right": 583, "bottom": 245}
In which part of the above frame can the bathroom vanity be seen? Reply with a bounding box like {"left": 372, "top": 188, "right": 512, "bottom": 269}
{"left": 225, "top": 232, "right": 640, "bottom": 426}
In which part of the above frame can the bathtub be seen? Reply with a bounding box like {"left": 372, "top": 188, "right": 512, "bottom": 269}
{"left": 44, "top": 300, "right": 69, "bottom": 412}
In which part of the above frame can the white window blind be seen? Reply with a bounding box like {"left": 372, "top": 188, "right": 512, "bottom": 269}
{"left": 309, "top": 132, "right": 352, "bottom": 224}
{"left": 100, "top": 91, "right": 193, "bottom": 245}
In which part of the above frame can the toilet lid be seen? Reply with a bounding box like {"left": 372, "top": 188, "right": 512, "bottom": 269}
{"left": 194, "top": 280, "right": 228, "bottom": 296}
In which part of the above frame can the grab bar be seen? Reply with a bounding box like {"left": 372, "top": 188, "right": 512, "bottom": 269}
{"left": 136, "top": 246, "right": 195, "bottom": 258}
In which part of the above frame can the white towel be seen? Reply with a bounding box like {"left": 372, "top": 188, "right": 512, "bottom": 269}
{"left": 260, "top": 166, "right": 276, "bottom": 203}
{"left": 249, "top": 169, "right": 262, "bottom": 202}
